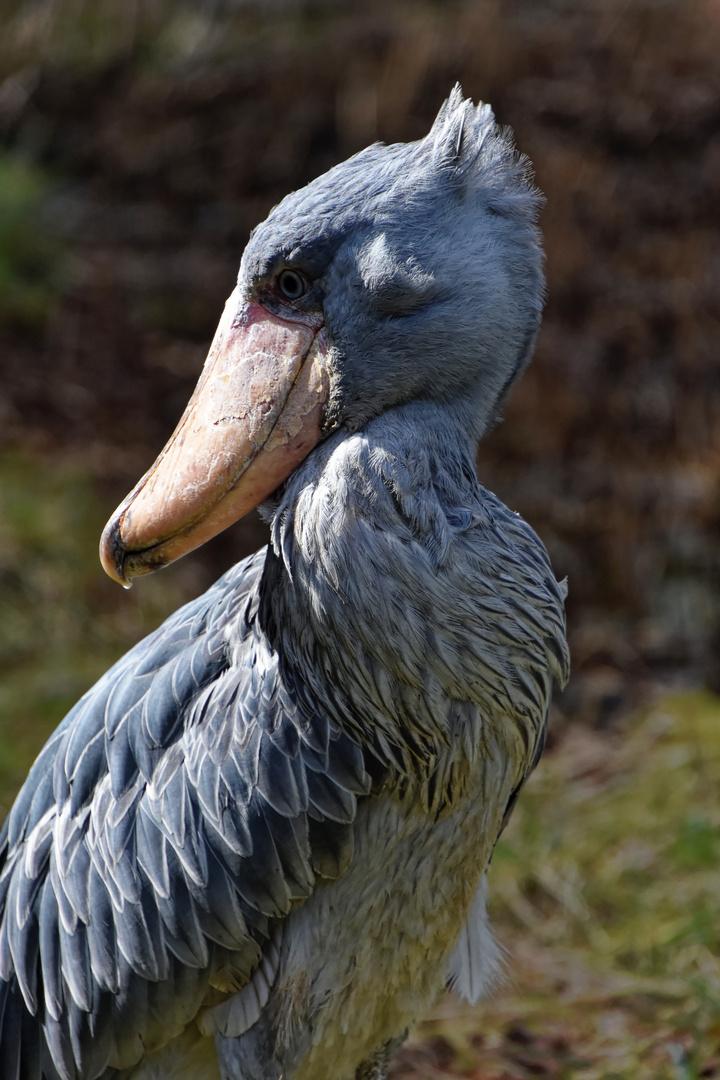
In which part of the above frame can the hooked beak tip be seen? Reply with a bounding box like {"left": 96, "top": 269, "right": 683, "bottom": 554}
{"left": 99, "top": 518, "right": 132, "bottom": 588}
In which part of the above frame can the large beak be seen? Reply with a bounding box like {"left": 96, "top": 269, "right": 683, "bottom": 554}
{"left": 100, "top": 288, "right": 329, "bottom": 586}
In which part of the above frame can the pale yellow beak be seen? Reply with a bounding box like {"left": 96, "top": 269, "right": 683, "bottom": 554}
{"left": 100, "top": 288, "right": 329, "bottom": 585}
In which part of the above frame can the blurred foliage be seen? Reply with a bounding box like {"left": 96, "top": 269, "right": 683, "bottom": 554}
{"left": 0, "top": 450, "right": 191, "bottom": 810}
{"left": 392, "top": 692, "right": 720, "bottom": 1079}
{"left": 0, "top": 0, "right": 284, "bottom": 75}
{"left": 0, "top": 153, "right": 64, "bottom": 327}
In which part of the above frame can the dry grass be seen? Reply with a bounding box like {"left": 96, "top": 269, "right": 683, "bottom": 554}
{"left": 392, "top": 692, "right": 720, "bottom": 1079}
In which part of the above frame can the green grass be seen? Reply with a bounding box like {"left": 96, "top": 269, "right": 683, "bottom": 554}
{"left": 0, "top": 450, "right": 190, "bottom": 811}
{"left": 396, "top": 693, "right": 720, "bottom": 1078}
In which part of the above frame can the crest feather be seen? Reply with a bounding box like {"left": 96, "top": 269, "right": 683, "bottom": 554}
{"left": 431, "top": 84, "right": 493, "bottom": 170}
{"left": 427, "top": 84, "right": 541, "bottom": 222}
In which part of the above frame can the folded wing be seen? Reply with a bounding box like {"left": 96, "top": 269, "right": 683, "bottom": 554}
{"left": 0, "top": 549, "right": 371, "bottom": 1080}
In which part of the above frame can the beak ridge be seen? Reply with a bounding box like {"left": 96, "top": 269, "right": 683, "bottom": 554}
{"left": 99, "top": 292, "right": 329, "bottom": 583}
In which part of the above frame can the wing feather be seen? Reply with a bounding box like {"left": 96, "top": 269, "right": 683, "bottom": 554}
{"left": 0, "top": 548, "right": 373, "bottom": 1078}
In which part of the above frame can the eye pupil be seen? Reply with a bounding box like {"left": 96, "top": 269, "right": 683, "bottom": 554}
{"left": 277, "top": 269, "right": 305, "bottom": 300}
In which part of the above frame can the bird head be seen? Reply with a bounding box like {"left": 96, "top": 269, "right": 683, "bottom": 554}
{"left": 100, "top": 88, "right": 544, "bottom": 586}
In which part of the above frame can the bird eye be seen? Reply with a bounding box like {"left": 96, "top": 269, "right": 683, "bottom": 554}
{"left": 276, "top": 269, "right": 307, "bottom": 300}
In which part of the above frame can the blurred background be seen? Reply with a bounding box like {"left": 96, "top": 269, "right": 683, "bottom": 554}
{"left": 0, "top": 0, "right": 719, "bottom": 1075}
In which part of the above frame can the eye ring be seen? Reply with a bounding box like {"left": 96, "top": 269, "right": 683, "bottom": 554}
{"left": 276, "top": 268, "right": 307, "bottom": 301}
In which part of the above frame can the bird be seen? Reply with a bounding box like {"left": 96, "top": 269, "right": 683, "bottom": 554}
{"left": 0, "top": 88, "right": 569, "bottom": 1080}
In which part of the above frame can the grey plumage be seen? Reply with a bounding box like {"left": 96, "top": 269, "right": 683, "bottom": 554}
{"left": 0, "top": 88, "right": 568, "bottom": 1080}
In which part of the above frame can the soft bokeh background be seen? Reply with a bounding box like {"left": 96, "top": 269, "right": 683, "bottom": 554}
{"left": 0, "top": 0, "right": 719, "bottom": 1075}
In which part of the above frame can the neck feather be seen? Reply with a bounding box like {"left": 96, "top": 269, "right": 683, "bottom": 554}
{"left": 257, "top": 403, "right": 568, "bottom": 783}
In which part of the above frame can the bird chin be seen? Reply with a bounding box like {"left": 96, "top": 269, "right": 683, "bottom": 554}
{"left": 99, "top": 291, "right": 330, "bottom": 586}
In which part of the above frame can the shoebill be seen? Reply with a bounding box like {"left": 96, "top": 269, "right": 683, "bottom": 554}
{"left": 0, "top": 88, "right": 569, "bottom": 1080}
